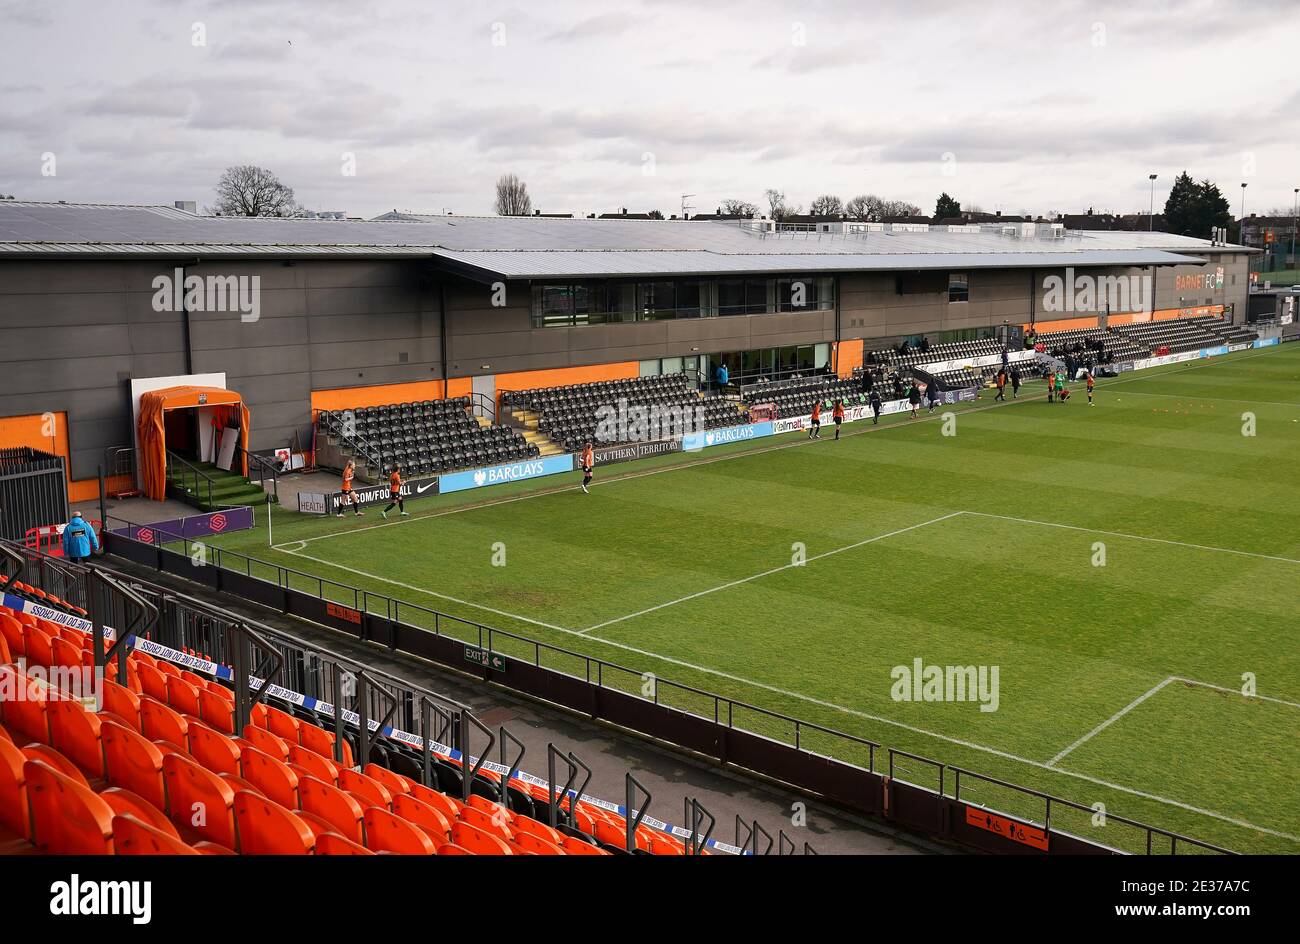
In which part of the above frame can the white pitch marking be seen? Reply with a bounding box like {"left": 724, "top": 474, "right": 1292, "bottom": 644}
{"left": 1047, "top": 677, "right": 1177, "bottom": 767}
{"left": 578, "top": 512, "right": 963, "bottom": 633}
{"left": 1111, "top": 390, "right": 1300, "bottom": 408}
{"left": 268, "top": 548, "right": 1300, "bottom": 844}
{"left": 276, "top": 397, "right": 1026, "bottom": 550}
{"left": 964, "top": 511, "right": 1300, "bottom": 566}
{"left": 1170, "top": 676, "right": 1300, "bottom": 710}
{"left": 283, "top": 547, "right": 575, "bottom": 634}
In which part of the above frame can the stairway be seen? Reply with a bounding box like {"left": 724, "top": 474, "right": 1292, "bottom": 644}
{"left": 508, "top": 408, "right": 565, "bottom": 456}
{"left": 166, "top": 461, "right": 267, "bottom": 512}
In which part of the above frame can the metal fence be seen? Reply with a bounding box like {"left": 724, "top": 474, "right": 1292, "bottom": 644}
{"left": 103, "top": 522, "right": 1237, "bottom": 855}
{"left": 0, "top": 447, "right": 68, "bottom": 541}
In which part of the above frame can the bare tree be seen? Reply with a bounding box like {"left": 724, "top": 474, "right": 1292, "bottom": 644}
{"left": 881, "top": 198, "right": 921, "bottom": 218}
{"left": 494, "top": 173, "right": 533, "bottom": 216}
{"left": 845, "top": 194, "right": 883, "bottom": 221}
{"left": 209, "top": 165, "right": 301, "bottom": 217}
{"left": 764, "top": 188, "right": 801, "bottom": 221}
{"left": 809, "top": 194, "right": 844, "bottom": 217}
{"left": 720, "top": 198, "right": 757, "bottom": 217}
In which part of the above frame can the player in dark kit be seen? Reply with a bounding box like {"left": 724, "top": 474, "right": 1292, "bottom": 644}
{"left": 869, "top": 389, "right": 882, "bottom": 424}
{"left": 381, "top": 465, "right": 409, "bottom": 518}
{"left": 581, "top": 442, "right": 594, "bottom": 494}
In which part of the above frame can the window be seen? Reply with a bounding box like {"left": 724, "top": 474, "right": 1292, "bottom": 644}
{"left": 531, "top": 276, "right": 831, "bottom": 326}
{"left": 948, "top": 273, "right": 969, "bottom": 303}
{"left": 532, "top": 284, "right": 575, "bottom": 327}
{"left": 717, "top": 279, "right": 767, "bottom": 316}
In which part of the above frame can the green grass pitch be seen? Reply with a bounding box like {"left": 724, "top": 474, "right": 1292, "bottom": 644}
{"left": 208, "top": 345, "right": 1300, "bottom": 853}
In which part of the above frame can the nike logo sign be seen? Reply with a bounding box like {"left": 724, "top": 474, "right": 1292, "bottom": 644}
{"left": 416, "top": 482, "right": 437, "bottom": 494}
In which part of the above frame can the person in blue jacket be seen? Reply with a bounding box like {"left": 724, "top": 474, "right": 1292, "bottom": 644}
{"left": 716, "top": 362, "right": 729, "bottom": 389}
{"left": 61, "top": 511, "right": 99, "bottom": 563}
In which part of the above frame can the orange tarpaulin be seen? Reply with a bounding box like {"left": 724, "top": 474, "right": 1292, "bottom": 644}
{"left": 137, "top": 385, "right": 250, "bottom": 501}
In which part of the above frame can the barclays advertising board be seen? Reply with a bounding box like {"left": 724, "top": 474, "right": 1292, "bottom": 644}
{"left": 681, "top": 421, "right": 774, "bottom": 452}
{"left": 439, "top": 453, "right": 576, "bottom": 493}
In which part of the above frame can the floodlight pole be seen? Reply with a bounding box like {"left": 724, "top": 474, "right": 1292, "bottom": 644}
{"left": 1291, "top": 187, "right": 1297, "bottom": 274}
{"left": 1148, "top": 174, "right": 1157, "bottom": 230}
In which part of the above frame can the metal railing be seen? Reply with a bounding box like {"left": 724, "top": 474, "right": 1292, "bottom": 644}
{"left": 165, "top": 450, "right": 217, "bottom": 508}
{"left": 5, "top": 537, "right": 760, "bottom": 854}
{"left": 236, "top": 446, "right": 279, "bottom": 504}
{"left": 99, "top": 525, "right": 1238, "bottom": 855}
{"left": 468, "top": 391, "right": 496, "bottom": 423}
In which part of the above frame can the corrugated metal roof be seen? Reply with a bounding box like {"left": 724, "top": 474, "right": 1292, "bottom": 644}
{"left": 0, "top": 200, "right": 1235, "bottom": 276}
{"left": 431, "top": 248, "right": 1203, "bottom": 279}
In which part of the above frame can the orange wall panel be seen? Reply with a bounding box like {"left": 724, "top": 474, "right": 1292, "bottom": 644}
{"left": 0, "top": 411, "right": 124, "bottom": 507}
{"left": 834, "top": 340, "right": 864, "bottom": 378}
{"left": 491, "top": 362, "right": 640, "bottom": 394}
{"left": 1024, "top": 316, "right": 1099, "bottom": 333}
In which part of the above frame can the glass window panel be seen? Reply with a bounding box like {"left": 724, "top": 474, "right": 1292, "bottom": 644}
{"left": 948, "top": 273, "right": 969, "bottom": 303}
{"left": 717, "top": 280, "right": 747, "bottom": 316}
{"left": 677, "top": 280, "right": 702, "bottom": 318}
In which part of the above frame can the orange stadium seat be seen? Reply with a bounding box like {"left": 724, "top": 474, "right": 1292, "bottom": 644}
{"left": 298, "top": 721, "right": 352, "bottom": 766}
{"left": 112, "top": 814, "right": 199, "bottom": 855}
{"left": 392, "top": 792, "right": 452, "bottom": 843}
{"left": 25, "top": 760, "right": 114, "bottom": 855}
{"left": 101, "top": 678, "right": 142, "bottom": 730}
{"left": 0, "top": 613, "right": 24, "bottom": 658}
{"left": 188, "top": 720, "right": 242, "bottom": 776}
{"left": 450, "top": 820, "right": 513, "bottom": 855}
{"left": 48, "top": 697, "right": 105, "bottom": 777}
{"left": 101, "top": 719, "right": 167, "bottom": 810}
{"left": 0, "top": 737, "right": 30, "bottom": 839}
{"left": 140, "top": 696, "right": 189, "bottom": 747}
{"left": 197, "top": 688, "right": 235, "bottom": 733}
{"left": 339, "top": 767, "right": 392, "bottom": 809}
{"left": 364, "top": 806, "right": 437, "bottom": 855}
{"left": 165, "top": 675, "right": 203, "bottom": 717}
{"left": 240, "top": 745, "right": 299, "bottom": 809}
{"left": 232, "top": 790, "right": 314, "bottom": 855}
{"left": 315, "top": 832, "right": 375, "bottom": 855}
{"left": 0, "top": 667, "right": 51, "bottom": 745}
{"left": 162, "top": 753, "right": 237, "bottom": 848}
{"left": 22, "top": 743, "right": 90, "bottom": 788}
{"left": 99, "top": 787, "right": 179, "bottom": 839}
{"left": 287, "top": 744, "right": 339, "bottom": 784}
{"left": 242, "top": 723, "right": 290, "bottom": 761}
{"left": 21, "top": 625, "right": 54, "bottom": 670}
{"left": 298, "top": 775, "right": 365, "bottom": 843}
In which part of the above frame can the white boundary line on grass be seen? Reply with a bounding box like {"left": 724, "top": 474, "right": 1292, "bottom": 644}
{"left": 265, "top": 346, "right": 1300, "bottom": 842}
{"left": 275, "top": 343, "right": 1287, "bottom": 553}
{"left": 286, "top": 546, "right": 575, "bottom": 635}
{"left": 1113, "top": 390, "right": 1300, "bottom": 409}
{"left": 1047, "top": 677, "right": 1177, "bottom": 766}
{"left": 274, "top": 398, "right": 1016, "bottom": 551}
{"left": 963, "top": 511, "right": 1300, "bottom": 566}
{"left": 275, "top": 542, "right": 1300, "bottom": 844}
{"left": 1172, "top": 676, "right": 1300, "bottom": 710}
{"left": 577, "top": 512, "right": 964, "bottom": 634}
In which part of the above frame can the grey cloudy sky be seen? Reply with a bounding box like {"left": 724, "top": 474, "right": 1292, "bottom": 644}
{"left": 2, "top": 0, "right": 1297, "bottom": 219}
